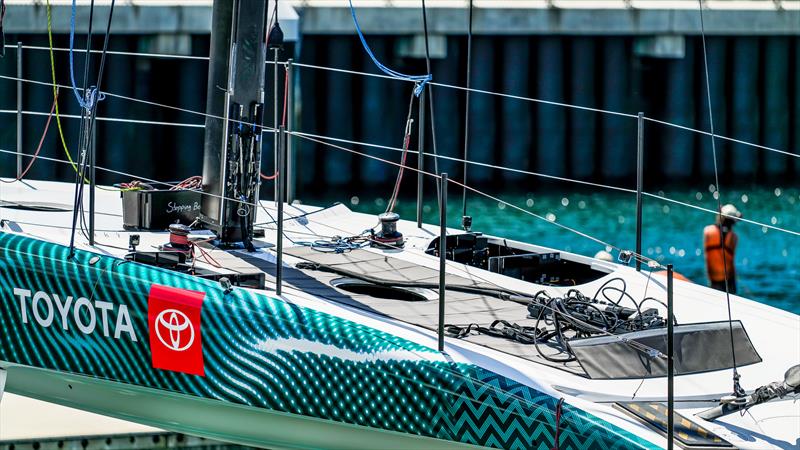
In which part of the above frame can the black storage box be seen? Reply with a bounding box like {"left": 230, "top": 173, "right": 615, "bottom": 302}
{"left": 122, "top": 189, "right": 202, "bottom": 231}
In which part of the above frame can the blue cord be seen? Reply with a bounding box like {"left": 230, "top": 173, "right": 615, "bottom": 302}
{"left": 69, "top": 0, "right": 104, "bottom": 110}
{"left": 348, "top": 0, "right": 431, "bottom": 96}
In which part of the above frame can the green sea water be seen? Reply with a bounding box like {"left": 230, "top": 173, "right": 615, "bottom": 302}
{"left": 316, "top": 186, "right": 800, "bottom": 315}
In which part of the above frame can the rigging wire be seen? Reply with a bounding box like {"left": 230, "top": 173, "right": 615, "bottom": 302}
{"left": 461, "top": 0, "right": 474, "bottom": 220}
{"left": 697, "top": 0, "right": 742, "bottom": 397}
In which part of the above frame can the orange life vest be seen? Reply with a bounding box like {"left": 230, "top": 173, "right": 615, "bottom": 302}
{"left": 703, "top": 224, "right": 736, "bottom": 282}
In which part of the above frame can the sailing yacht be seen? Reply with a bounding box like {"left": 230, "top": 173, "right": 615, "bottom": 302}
{"left": 0, "top": 1, "right": 798, "bottom": 449}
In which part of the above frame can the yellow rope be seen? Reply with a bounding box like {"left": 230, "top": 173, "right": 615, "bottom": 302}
{"left": 46, "top": 0, "right": 82, "bottom": 175}
{"left": 47, "top": 0, "right": 122, "bottom": 191}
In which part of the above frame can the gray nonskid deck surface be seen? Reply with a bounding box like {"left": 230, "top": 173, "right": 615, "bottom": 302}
{"left": 281, "top": 246, "right": 586, "bottom": 375}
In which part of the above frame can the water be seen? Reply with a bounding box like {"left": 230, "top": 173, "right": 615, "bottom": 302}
{"left": 316, "top": 186, "right": 799, "bottom": 315}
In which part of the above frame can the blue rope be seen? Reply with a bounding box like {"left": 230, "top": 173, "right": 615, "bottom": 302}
{"left": 69, "top": 0, "right": 104, "bottom": 110}
{"left": 348, "top": 0, "right": 431, "bottom": 96}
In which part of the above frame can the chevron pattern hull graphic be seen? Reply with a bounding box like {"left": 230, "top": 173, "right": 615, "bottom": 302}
{"left": 0, "top": 232, "right": 659, "bottom": 450}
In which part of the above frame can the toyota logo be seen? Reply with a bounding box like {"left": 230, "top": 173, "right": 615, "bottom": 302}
{"left": 155, "top": 309, "right": 195, "bottom": 351}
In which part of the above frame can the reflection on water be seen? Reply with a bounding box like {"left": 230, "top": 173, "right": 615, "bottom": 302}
{"left": 324, "top": 186, "right": 799, "bottom": 315}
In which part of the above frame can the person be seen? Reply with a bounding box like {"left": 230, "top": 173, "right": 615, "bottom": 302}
{"left": 703, "top": 204, "right": 742, "bottom": 294}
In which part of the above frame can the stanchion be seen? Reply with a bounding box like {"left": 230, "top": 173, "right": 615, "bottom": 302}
{"left": 635, "top": 112, "right": 644, "bottom": 271}
{"left": 89, "top": 120, "right": 97, "bottom": 245}
{"left": 286, "top": 59, "right": 295, "bottom": 203}
{"left": 272, "top": 48, "right": 280, "bottom": 203}
{"left": 667, "top": 263, "right": 675, "bottom": 450}
{"left": 438, "top": 172, "right": 447, "bottom": 352}
{"left": 417, "top": 90, "right": 426, "bottom": 228}
{"left": 276, "top": 126, "right": 287, "bottom": 296}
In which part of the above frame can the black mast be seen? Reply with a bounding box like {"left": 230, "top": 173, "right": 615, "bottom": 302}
{"left": 200, "top": 0, "right": 269, "bottom": 249}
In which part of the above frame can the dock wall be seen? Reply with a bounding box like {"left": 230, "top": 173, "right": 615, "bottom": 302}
{"left": 1, "top": 3, "right": 798, "bottom": 192}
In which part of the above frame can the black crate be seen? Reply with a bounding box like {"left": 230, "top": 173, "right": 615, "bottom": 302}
{"left": 122, "top": 189, "right": 202, "bottom": 231}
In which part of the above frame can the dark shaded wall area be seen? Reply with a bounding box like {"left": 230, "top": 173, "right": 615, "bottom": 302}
{"left": 1, "top": 34, "right": 799, "bottom": 195}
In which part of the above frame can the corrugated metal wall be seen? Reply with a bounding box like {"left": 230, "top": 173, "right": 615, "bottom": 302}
{"left": 1, "top": 34, "right": 799, "bottom": 193}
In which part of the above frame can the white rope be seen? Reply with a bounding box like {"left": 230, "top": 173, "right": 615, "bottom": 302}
{"left": 0, "top": 108, "right": 204, "bottom": 128}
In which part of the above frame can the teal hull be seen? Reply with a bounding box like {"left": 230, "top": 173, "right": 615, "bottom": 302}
{"left": 0, "top": 232, "right": 659, "bottom": 450}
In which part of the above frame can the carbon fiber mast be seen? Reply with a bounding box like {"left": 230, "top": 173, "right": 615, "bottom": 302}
{"left": 200, "top": 0, "right": 269, "bottom": 250}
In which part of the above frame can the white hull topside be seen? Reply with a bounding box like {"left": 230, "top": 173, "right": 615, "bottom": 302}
{"left": 0, "top": 179, "right": 798, "bottom": 449}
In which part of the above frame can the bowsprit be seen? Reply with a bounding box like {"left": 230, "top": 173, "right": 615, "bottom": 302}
{"left": 13, "top": 287, "right": 138, "bottom": 342}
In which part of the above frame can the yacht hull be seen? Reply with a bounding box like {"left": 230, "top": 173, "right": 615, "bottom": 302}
{"left": 0, "top": 232, "right": 660, "bottom": 449}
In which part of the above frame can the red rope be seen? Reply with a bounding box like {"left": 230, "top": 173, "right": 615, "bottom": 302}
{"left": 260, "top": 171, "right": 278, "bottom": 181}
{"left": 2, "top": 93, "right": 58, "bottom": 183}
{"left": 386, "top": 91, "right": 417, "bottom": 213}
{"left": 386, "top": 130, "right": 412, "bottom": 212}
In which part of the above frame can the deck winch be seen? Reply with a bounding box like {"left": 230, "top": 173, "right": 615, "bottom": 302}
{"left": 371, "top": 212, "right": 404, "bottom": 248}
